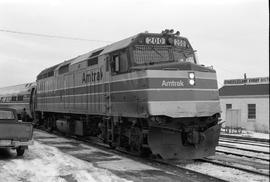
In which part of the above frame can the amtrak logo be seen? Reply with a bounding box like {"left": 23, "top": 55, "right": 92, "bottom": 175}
{"left": 161, "top": 80, "right": 184, "bottom": 87}
{"left": 82, "top": 68, "right": 103, "bottom": 83}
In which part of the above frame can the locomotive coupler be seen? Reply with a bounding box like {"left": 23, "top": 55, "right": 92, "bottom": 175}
{"left": 183, "top": 130, "right": 205, "bottom": 146}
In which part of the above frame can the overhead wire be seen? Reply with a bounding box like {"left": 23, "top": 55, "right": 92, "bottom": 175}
{"left": 0, "top": 28, "right": 239, "bottom": 88}
{"left": 0, "top": 28, "right": 112, "bottom": 43}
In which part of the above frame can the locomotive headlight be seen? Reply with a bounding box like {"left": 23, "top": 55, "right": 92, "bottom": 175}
{"left": 188, "top": 72, "right": 195, "bottom": 79}
{"left": 188, "top": 72, "right": 195, "bottom": 85}
{"left": 189, "top": 79, "right": 195, "bottom": 85}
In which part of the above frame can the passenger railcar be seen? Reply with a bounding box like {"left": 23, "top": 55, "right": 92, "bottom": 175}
{"left": 0, "top": 82, "right": 36, "bottom": 120}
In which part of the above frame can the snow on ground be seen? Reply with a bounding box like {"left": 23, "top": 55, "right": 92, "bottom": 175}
{"left": 34, "top": 131, "right": 158, "bottom": 173}
{"left": 221, "top": 129, "right": 269, "bottom": 140}
{"left": 63, "top": 144, "right": 157, "bottom": 172}
{"left": 96, "top": 158, "right": 157, "bottom": 171}
{"left": 37, "top": 137, "right": 71, "bottom": 143}
{"left": 178, "top": 162, "right": 269, "bottom": 182}
{"left": 0, "top": 141, "right": 130, "bottom": 182}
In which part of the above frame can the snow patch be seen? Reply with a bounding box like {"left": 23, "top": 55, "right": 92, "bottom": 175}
{"left": 97, "top": 158, "right": 157, "bottom": 171}
{"left": 0, "top": 142, "right": 131, "bottom": 182}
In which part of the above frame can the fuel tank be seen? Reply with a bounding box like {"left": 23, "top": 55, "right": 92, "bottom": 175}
{"left": 56, "top": 119, "right": 69, "bottom": 134}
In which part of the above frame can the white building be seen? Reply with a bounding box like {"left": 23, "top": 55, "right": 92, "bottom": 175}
{"left": 219, "top": 77, "right": 269, "bottom": 133}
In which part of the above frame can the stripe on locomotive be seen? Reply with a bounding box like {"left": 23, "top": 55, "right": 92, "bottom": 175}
{"left": 37, "top": 100, "right": 221, "bottom": 117}
{"left": 37, "top": 70, "right": 218, "bottom": 93}
{"left": 37, "top": 89, "right": 219, "bottom": 102}
{"left": 37, "top": 77, "right": 218, "bottom": 96}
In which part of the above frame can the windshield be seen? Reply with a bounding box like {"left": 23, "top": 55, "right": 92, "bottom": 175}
{"left": 133, "top": 45, "right": 195, "bottom": 65}
{"left": 0, "top": 110, "right": 15, "bottom": 120}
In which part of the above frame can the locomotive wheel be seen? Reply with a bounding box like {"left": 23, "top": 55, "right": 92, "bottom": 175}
{"left": 129, "top": 127, "right": 141, "bottom": 153}
{"left": 129, "top": 126, "right": 151, "bottom": 157}
{"left": 108, "top": 142, "right": 116, "bottom": 149}
{"left": 45, "top": 116, "right": 55, "bottom": 132}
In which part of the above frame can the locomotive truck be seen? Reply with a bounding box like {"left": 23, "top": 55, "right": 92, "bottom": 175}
{"left": 1, "top": 30, "right": 222, "bottom": 159}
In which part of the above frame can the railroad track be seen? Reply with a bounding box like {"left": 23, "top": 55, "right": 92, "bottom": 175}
{"left": 215, "top": 150, "right": 269, "bottom": 162}
{"left": 220, "top": 134, "right": 269, "bottom": 143}
{"left": 219, "top": 138, "right": 270, "bottom": 148}
{"left": 197, "top": 158, "right": 269, "bottom": 177}
{"left": 217, "top": 136, "right": 269, "bottom": 162}
{"left": 218, "top": 143, "right": 269, "bottom": 155}
{"left": 35, "top": 128, "right": 269, "bottom": 181}
{"left": 71, "top": 135, "right": 227, "bottom": 182}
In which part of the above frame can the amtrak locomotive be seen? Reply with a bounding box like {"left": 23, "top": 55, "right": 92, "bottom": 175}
{"left": 0, "top": 30, "right": 222, "bottom": 159}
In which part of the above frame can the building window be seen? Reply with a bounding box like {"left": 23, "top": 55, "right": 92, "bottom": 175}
{"left": 226, "top": 104, "right": 232, "bottom": 110}
{"left": 248, "top": 104, "right": 256, "bottom": 119}
{"left": 17, "top": 95, "right": 24, "bottom": 101}
{"left": 11, "top": 96, "right": 17, "bottom": 101}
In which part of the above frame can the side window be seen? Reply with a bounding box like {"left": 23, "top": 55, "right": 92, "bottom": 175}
{"left": 120, "top": 52, "right": 128, "bottom": 72}
{"left": 11, "top": 96, "right": 17, "bottom": 101}
{"left": 226, "top": 104, "right": 232, "bottom": 110}
{"left": 17, "top": 95, "right": 24, "bottom": 101}
{"left": 248, "top": 104, "right": 256, "bottom": 119}
{"left": 111, "top": 51, "right": 129, "bottom": 74}
{"left": 112, "top": 55, "right": 120, "bottom": 73}
{"left": 105, "top": 56, "right": 110, "bottom": 72}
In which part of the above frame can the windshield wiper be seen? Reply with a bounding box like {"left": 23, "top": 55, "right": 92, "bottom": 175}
{"left": 151, "top": 46, "right": 163, "bottom": 58}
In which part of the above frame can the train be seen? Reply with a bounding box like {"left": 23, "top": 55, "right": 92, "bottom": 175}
{"left": 0, "top": 82, "right": 36, "bottom": 121}
{"left": 0, "top": 30, "right": 222, "bottom": 159}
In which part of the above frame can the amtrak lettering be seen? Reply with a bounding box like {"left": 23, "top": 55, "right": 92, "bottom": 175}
{"left": 161, "top": 80, "right": 184, "bottom": 87}
{"left": 82, "top": 68, "right": 103, "bottom": 83}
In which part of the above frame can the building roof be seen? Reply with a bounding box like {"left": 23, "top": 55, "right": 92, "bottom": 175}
{"left": 219, "top": 83, "right": 269, "bottom": 96}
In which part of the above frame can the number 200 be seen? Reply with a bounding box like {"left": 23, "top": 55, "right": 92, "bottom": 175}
{"left": 145, "top": 37, "right": 165, "bottom": 45}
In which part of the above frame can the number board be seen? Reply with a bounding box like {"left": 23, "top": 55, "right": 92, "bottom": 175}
{"left": 145, "top": 37, "right": 166, "bottom": 45}
{"left": 174, "top": 39, "right": 188, "bottom": 48}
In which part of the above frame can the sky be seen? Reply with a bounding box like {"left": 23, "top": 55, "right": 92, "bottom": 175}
{"left": 0, "top": 0, "right": 269, "bottom": 88}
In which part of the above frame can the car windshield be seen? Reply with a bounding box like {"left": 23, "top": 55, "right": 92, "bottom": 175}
{"left": 0, "top": 110, "right": 15, "bottom": 120}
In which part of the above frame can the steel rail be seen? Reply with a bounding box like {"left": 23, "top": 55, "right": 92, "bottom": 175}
{"left": 215, "top": 150, "right": 269, "bottom": 162}
{"left": 218, "top": 144, "right": 269, "bottom": 154}
{"left": 220, "top": 134, "right": 269, "bottom": 143}
{"left": 197, "top": 158, "right": 269, "bottom": 177}
{"left": 219, "top": 138, "right": 269, "bottom": 148}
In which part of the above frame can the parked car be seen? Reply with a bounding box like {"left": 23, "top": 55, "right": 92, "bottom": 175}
{"left": 0, "top": 107, "right": 33, "bottom": 156}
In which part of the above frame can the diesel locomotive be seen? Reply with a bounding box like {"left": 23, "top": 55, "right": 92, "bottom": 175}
{"left": 1, "top": 30, "right": 222, "bottom": 159}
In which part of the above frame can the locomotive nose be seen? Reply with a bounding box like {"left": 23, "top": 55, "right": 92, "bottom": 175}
{"left": 148, "top": 123, "right": 221, "bottom": 159}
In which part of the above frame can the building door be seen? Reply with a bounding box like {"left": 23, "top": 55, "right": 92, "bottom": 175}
{"left": 225, "top": 109, "right": 241, "bottom": 130}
